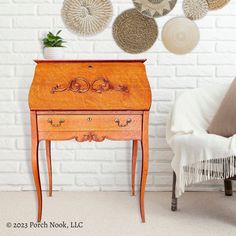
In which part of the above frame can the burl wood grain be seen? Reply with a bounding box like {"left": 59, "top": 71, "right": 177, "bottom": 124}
{"left": 28, "top": 61, "right": 151, "bottom": 111}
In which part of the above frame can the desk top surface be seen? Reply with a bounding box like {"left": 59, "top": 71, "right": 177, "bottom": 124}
{"left": 29, "top": 60, "right": 151, "bottom": 111}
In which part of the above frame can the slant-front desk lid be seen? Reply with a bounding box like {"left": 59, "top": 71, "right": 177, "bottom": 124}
{"left": 29, "top": 60, "right": 151, "bottom": 111}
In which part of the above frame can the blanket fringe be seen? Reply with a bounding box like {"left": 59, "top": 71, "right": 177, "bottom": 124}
{"left": 183, "top": 156, "right": 236, "bottom": 186}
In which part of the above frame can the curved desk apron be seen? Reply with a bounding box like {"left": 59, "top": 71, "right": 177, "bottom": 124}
{"left": 28, "top": 60, "right": 151, "bottom": 223}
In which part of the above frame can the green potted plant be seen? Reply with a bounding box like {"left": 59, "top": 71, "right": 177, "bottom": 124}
{"left": 42, "top": 30, "right": 66, "bottom": 59}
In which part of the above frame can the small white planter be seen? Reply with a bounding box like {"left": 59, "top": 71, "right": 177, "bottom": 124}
{"left": 43, "top": 47, "right": 64, "bottom": 60}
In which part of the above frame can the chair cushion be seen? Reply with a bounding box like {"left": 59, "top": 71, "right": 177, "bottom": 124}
{"left": 208, "top": 78, "right": 236, "bottom": 137}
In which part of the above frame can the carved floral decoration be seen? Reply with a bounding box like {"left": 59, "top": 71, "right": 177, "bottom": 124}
{"left": 51, "top": 78, "right": 129, "bottom": 94}
{"left": 75, "top": 132, "right": 106, "bottom": 142}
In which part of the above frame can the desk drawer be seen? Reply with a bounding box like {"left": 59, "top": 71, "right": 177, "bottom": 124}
{"left": 37, "top": 114, "right": 142, "bottom": 132}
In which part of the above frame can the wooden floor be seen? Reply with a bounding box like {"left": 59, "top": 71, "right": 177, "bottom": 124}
{"left": 0, "top": 192, "right": 236, "bottom": 236}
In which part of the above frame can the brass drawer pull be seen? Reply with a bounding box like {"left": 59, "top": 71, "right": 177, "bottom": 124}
{"left": 114, "top": 118, "right": 132, "bottom": 127}
{"left": 87, "top": 117, "right": 92, "bottom": 122}
{"left": 47, "top": 118, "right": 65, "bottom": 127}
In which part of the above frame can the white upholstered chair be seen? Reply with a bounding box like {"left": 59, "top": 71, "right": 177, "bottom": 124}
{"left": 166, "top": 82, "right": 236, "bottom": 211}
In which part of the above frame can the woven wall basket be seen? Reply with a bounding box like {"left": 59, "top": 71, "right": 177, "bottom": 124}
{"left": 207, "top": 0, "right": 230, "bottom": 10}
{"left": 61, "top": 0, "right": 113, "bottom": 36}
{"left": 112, "top": 9, "right": 158, "bottom": 54}
{"left": 133, "top": 0, "right": 177, "bottom": 18}
{"left": 162, "top": 17, "right": 200, "bottom": 55}
{"left": 183, "top": 0, "right": 208, "bottom": 21}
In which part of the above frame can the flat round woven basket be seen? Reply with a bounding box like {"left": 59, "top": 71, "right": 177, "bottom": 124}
{"left": 133, "top": 0, "right": 177, "bottom": 18}
{"left": 162, "top": 17, "right": 200, "bottom": 54}
{"left": 61, "top": 0, "right": 113, "bottom": 36}
{"left": 112, "top": 9, "right": 158, "bottom": 54}
{"left": 207, "top": 0, "right": 230, "bottom": 10}
{"left": 183, "top": 0, "right": 208, "bottom": 20}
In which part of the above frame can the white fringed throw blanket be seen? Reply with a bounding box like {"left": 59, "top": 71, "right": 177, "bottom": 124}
{"left": 166, "top": 83, "right": 236, "bottom": 197}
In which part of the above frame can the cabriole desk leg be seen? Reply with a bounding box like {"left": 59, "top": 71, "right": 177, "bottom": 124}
{"left": 31, "top": 111, "right": 42, "bottom": 222}
{"left": 140, "top": 111, "right": 149, "bottom": 223}
{"left": 132, "top": 140, "right": 138, "bottom": 196}
{"left": 46, "top": 140, "right": 52, "bottom": 197}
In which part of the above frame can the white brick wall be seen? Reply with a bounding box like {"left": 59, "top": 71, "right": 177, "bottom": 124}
{"left": 0, "top": 0, "right": 235, "bottom": 192}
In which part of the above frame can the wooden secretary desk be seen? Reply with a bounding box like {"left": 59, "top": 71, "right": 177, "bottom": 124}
{"left": 28, "top": 60, "right": 151, "bottom": 223}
